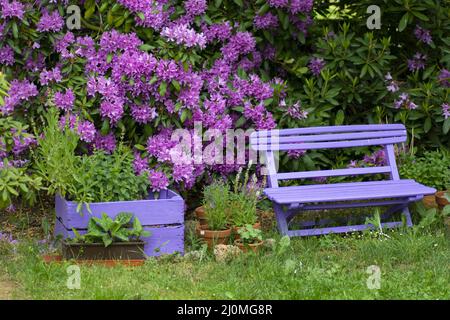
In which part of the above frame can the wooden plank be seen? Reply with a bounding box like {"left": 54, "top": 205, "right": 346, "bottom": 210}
{"left": 384, "top": 144, "right": 400, "bottom": 180}
{"left": 251, "top": 130, "right": 406, "bottom": 144}
{"left": 274, "top": 166, "right": 391, "bottom": 180}
{"left": 265, "top": 179, "right": 415, "bottom": 193}
{"left": 56, "top": 223, "right": 185, "bottom": 257}
{"left": 251, "top": 124, "right": 406, "bottom": 138}
{"left": 252, "top": 136, "right": 406, "bottom": 151}
{"left": 55, "top": 191, "right": 185, "bottom": 229}
{"left": 267, "top": 185, "right": 436, "bottom": 204}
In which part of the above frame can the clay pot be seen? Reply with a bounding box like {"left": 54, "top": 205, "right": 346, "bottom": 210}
{"left": 436, "top": 191, "right": 450, "bottom": 210}
{"left": 196, "top": 223, "right": 231, "bottom": 249}
{"left": 422, "top": 194, "right": 438, "bottom": 209}
{"left": 195, "top": 206, "right": 208, "bottom": 227}
{"left": 233, "top": 222, "right": 261, "bottom": 240}
{"left": 234, "top": 239, "right": 264, "bottom": 253}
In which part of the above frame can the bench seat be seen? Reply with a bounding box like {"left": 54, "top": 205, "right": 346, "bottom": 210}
{"left": 264, "top": 180, "right": 436, "bottom": 204}
{"left": 250, "top": 124, "right": 437, "bottom": 236}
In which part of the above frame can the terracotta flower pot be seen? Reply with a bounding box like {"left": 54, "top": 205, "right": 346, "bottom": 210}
{"left": 233, "top": 222, "right": 261, "bottom": 240}
{"left": 436, "top": 191, "right": 450, "bottom": 210}
{"left": 62, "top": 241, "right": 146, "bottom": 260}
{"left": 195, "top": 206, "right": 208, "bottom": 227}
{"left": 196, "top": 223, "right": 231, "bottom": 249}
{"left": 234, "top": 239, "right": 264, "bottom": 253}
{"left": 422, "top": 194, "right": 438, "bottom": 209}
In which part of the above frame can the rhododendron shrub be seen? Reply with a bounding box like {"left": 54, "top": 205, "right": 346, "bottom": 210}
{"left": 0, "top": 0, "right": 449, "bottom": 193}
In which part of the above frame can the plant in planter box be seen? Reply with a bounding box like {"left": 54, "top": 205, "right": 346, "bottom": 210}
{"left": 35, "top": 109, "right": 150, "bottom": 210}
{"left": 399, "top": 150, "right": 450, "bottom": 191}
{"left": 64, "top": 212, "right": 150, "bottom": 260}
{"left": 229, "top": 167, "right": 263, "bottom": 234}
{"left": 36, "top": 109, "right": 185, "bottom": 257}
{"left": 198, "top": 180, "right": 231, "bottom": 248}
{"left": 234, "top": 224, "right": 264, "bottom": 253}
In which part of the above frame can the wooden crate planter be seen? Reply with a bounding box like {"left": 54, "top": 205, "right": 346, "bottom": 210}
{"left": 54, "top": 190, "right": 185, "bottom": 257}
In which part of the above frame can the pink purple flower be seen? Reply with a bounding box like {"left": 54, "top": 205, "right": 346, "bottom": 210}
{"left": 394, "top": 93, "right": 418, "bottom": 110}
{"left": 0, "top": 0, "right": 25, "bottom": 20}
{"left": 442, "top": 103, "right": 450, "bottom": 119}
{"left": 40, "top": 67, "right": 62, "bottom": 85}
{"left": 414, "top": 25, "right": 432, "bottom": 45}
{"left": 148, "top": 170, "right": 169, "bottom": 192}
{"left": 77, "top": 120, "right": 96, "bottom": 143}
{"left": 130, "top": 104, "right": 158, "bottom": 124}
{"left": 407, "top": 53, "right": 427, "bottom": 72}
{"left": 438, "top": 69, "right": 450, "bottom": 88}
{"left": 37, "top": 10, "right": 64, "bottom": 32}
{"left": 308, "top": 57, "right": 325, "bottom": 76}
{"left": 92, "top": 132, "right": 117, "bottom": 154}
{"left": 0, "top": 45, "right": 14, "bottom": 65}
{"left": 133, "top": 152, "right": 149, "bottom": 175}
{"left": 287, "top": 149, "right": 306, "bottom": 159}
{"left": 161, "top": 23, "right": 207, "bottom": 48}
{"left": 100, "top": 100, "right": 124, "bottom": 125}
{"left": 254, "top": 13, "right": 279, "bottom": 30}
{"left": 54, "top": 89, "right": 75, "bottom": 111}
{"left": 385, "top": 73, "right": 399, "bottom": 93}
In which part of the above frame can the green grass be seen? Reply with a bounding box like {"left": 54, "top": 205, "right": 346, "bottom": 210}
{"left": 1, "top": 227, "right": 449, "bottom": 300}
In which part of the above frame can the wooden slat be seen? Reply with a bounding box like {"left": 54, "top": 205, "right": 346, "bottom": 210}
{"left": 265, "top": 180, "right": 415, "bottom": 193}
{"left": 274, "top": 166, "right": 391, "bottom": 180}
{"left": 265, "top": 183, "right": 436, "bottom": 204}
{"left": 251, "top": 124, "right": 406, "bottom": 138}
{"left": 251, "top": 130, "right": 406, "bottom": 144}
{"left": 253, "top": 136, "right": 406, "bottom": 151}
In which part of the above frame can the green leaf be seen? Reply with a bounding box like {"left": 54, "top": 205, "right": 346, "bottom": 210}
{"left": 443, "top": 118, "right": 450, "bottom": 135}
{"left": 335, "top": 110, "right": 345, "bottom": 125}
{"left": 233, "top": 0, "right": 243, "bottom": 7}
{"left": 159, "top": 82, "right": 167, "bottom": 96}
{"left": 398, "top": 13, "right": 409, "bottom": 32}
{"left": 424, "top": 117, "right": 432, "bottom": 133}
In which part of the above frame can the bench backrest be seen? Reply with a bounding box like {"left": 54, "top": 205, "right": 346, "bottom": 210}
{"left": 250, "top": 124, "right": 407, "bottom": 188}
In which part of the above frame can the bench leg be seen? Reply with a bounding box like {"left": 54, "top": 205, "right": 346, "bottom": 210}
{"left": 273, "top": 202, "right": 414, "bottom": 237}
{"left": 273, "top": 204, "right": 290, "bottom": 236}
{"left": 401, "top": 206, "right": 413, "bottom": 227}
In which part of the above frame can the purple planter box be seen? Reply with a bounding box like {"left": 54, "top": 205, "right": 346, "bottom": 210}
{"left": 54, "top": 189, "right": 185, "bottom": 257}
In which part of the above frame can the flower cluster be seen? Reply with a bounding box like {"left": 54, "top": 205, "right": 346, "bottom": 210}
{"left": 308, "top": 57, "right": 325, "bottom": 76}
{"left": 1, "top": 80, "right": 38, "bottom": 115}
{"left": 254, "top": 13, "right": 279, "bottom": 30}
{"left": 394, "top": 93, "right": 418, "bottom": 110}
{"left": 0, "top": 45, "right": 14, "bottom": 65}
{"left": 414, "top": 25, "right": 432, "bottom": 45}
{"left": 161, "top": 23, "right": 207, "bottom": 48}
{"left": 407, "top": 53, "right": 427, "bottom": 72}
{"left": 0, "top": 0, "right": 25, "bottom": 20}
{"left": 37, "top": 10, "right": 64, "bottom": 32}
{"left": 54, "top": 89, "right": 75, "bottom": 111}
{"left": 438, "top": 69, "right": 450, "bottom": 88}
{"left": 385, "top": 73, "right": 399, "bottom": 93}
{"left": 442, "top": 103, "right": 450, "bottom": 119}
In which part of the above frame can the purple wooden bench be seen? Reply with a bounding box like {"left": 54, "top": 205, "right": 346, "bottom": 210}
{"left": 250, "top": 124, "right": 436, "bottom": 237}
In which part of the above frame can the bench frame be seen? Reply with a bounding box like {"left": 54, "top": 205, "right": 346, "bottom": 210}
{"left": 250, "top": 124, "right": 434, "bottom": 237}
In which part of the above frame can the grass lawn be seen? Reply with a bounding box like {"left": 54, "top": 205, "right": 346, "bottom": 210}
{"left": 1, "top": 226, "right": 449, "bottom": 300}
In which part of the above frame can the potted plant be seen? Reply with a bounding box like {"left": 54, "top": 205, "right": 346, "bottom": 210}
{"left": 229, "top": 167, "right": 262, "bottom": 237}
{"left": 36, "top": 109, "right": 185, "bottom": 257}
{"left": 234, "top": 224, "right": 264, "bottom": 253}
{"left": 63, "top": 212, "right": 150, "bottom": 261}
{"left": 399, "top": 150, "right": 450, "bottom": 208}
{"left": 436, "top": 189, "right": 450, "bottom": 210}
{"left": 197, "top": 180, "right": 231, "bottom": 248}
